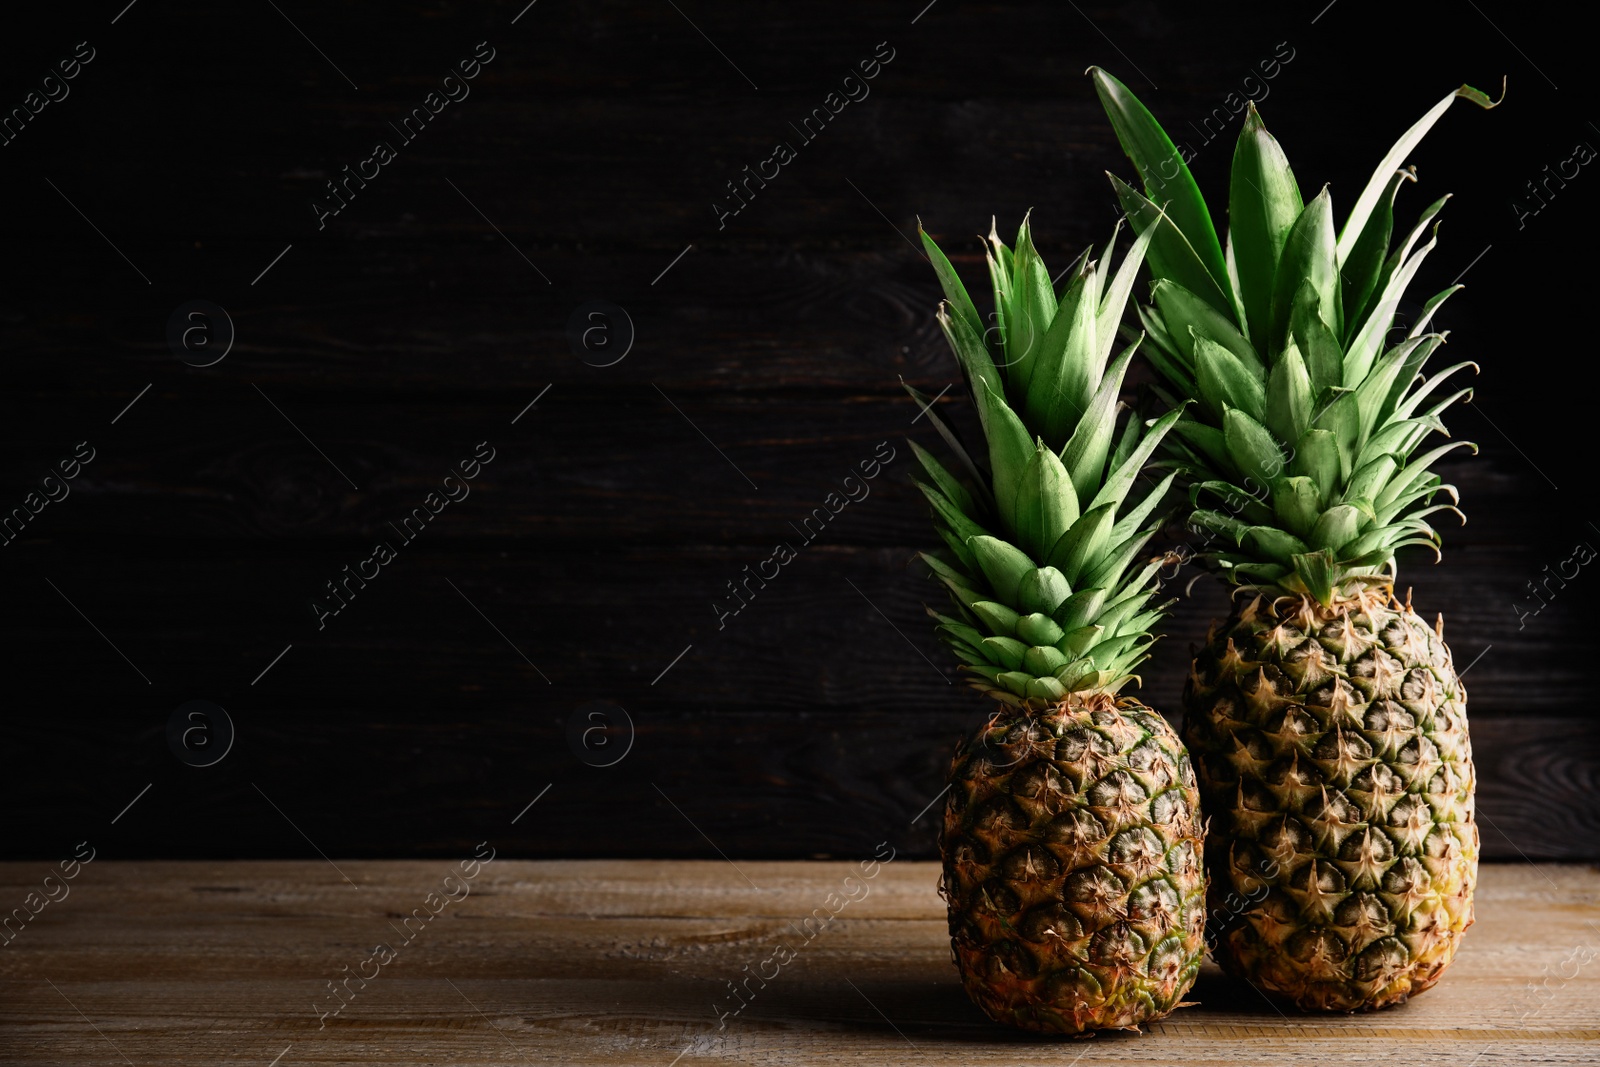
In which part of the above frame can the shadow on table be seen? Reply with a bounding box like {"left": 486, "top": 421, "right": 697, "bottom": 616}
{"left": 1184, "top": 965, "right": 1301, "bottom": 1019}
{"left": 734, "top": 964, "right": 1296, "bottom": 1045}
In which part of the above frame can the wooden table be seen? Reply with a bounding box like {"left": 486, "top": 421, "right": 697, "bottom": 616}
{"left": 4, "top": 860, "right": 1597, "bottom": 1064}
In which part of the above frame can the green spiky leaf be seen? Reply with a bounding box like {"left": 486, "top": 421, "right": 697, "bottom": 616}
{"left": 1092, "top": 67, "right": 1230, "bottom": 301}
{"left": 1228, "top": 103, "right": 1303, "bottom": 353}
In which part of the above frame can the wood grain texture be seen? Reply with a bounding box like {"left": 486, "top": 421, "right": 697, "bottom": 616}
{"left": 1, "top": 861, "right": 1597, "bottom": 1065}
{"left": 1, "top": 0, "right": 1596, "bottom": 862}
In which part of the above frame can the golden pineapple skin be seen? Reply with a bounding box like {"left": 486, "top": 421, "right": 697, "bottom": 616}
{"left": 1183, "top": 590, "right": 1478, "bottom": 1012}
{"left": 940, "top": 694, "right": 1207, "bottom": 1032}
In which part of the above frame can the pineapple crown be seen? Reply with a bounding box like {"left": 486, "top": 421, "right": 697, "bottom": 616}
{"left": 1091, "top": 67, "right": 1500, "bottom": 608}
{"left": 910, "top": 215, "right": 1183, "bottom": 707}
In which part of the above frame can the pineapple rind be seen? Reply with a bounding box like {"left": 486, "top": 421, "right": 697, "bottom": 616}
{"left": 941, "top": 693, "right": 1207, "bottom": 1031}
{"left": 1184, "top": 591, "right": 1477, "bottom": 1011}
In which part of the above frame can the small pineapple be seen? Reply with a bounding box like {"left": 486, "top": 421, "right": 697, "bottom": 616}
{"left": 1092, "top": 68, "right": 1496, "bottom": 1011}
{"left": 913, "top": 215, "right": 1205, "bottom": 1032}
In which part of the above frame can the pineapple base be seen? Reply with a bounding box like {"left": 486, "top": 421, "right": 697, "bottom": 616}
{"left": 940, "top": 693, "right": 1207, "bottom": 1033}
{"left": 1184, "top": 590, "right": 1478, "bottom": 1012}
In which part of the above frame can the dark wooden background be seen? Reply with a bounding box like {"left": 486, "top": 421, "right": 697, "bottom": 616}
{"left": 2, "top": 0, "right": 1595, "bottom": 862}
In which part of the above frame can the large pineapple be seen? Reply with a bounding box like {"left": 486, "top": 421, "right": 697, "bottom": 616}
{"left": 1092, "top": 68, "right": 1497, "bottom": 1011}
{"left": 913, "top": 215, "right": 1205, "bottom": 1032}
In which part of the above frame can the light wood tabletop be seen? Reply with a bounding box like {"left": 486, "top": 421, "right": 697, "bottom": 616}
{"left": 2, "top": 859, "right": 1597, "bottom": 1064}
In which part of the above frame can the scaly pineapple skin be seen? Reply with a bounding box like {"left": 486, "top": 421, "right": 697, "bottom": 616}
{"left": 1183, "top": 592, "right": 1478, "bottom": 1012}
{"left": 941, "top": 694, "right": 1206, "bottom": 1032}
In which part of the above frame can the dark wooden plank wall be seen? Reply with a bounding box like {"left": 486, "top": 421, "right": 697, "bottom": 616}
{"left": 2, "top": 1, "right": 1595, "bottom": 861}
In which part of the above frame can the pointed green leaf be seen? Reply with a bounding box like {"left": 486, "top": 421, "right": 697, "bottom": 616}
{"left": 1247, "top": 526, "right": 1311, "bottom": 565}
{"left": 969, "top": 535, "right": 1034, "bottom": 605}
{"left": 1108, "top": 405, "right": 1141, "bottom": 476}
{"left": 1272, "top": 475, "right": 1322, "bottom": 538}
{"left": 1057, "top": 623, "right": 1104, "bottom": 657}
{"left": 1096, "top": 224, "right": 1156, "bottom": 366}
{"left": 1136, "top": 302, "right": 1184, "bottom": 371}
{"left": 1110, "top": 470, "right": 1177, "bottom": 544}
{"left": 1223, "top": 407, "right": 1287, "bottom": 489}
{"left": 1054, "top": 587, "right": 1108, "bottom": 632}
{"left": 1011, "top": 445, "right": 1047, "bottom": 560}
{"left": 936, "top": 304, "right": 1003, "bottom": 430}
{"left": 1265, "top": 344, "right": 1313, "bottom": 445}
{"left": 1344, "top": 225, "right": 1441, "bottom": 387}
{"left": 1289, "top": 281, "right": 1345, "bottom": 399}
{"left": 997, "top": 670, "right": 1033, "bottom": 697}
{"left": 1172, "top": 419, "right": 1230, "bottom": 472}
{"left": 986, "top": 217, "right": 1012, "bottom": 285}
{"left": 1353, "top": 335, "right": 1432, "bottom": 443}
{"left": 1408, "top": 285, "right": 1463, "bottom": 341}
{"left": 909, "top": 439, "right": 977, "bottom": 517}
{"left": 1336, "top": 83, "right": 1501, "bottom": 265}
{"left": 1084, "top": 527, "right": 1160, "bottom": 590}
{"left": 1046, "top": 502, "right": 1117, "bottom": 585}
{"left": 1014, "top": 443, "right": 1077, "bottom": 561}
{"left": 984, "top": 242, "right": 1011, "bottom": 367}
{"left": 903, "top": 379, "right": 989, "bottom": 495}
{"left": 1193, "top": 479, "right": 1272, "bottom": 526}
{"left": 1091, "top": 67, "right": 1230, "bottom": 298}
{"left": 1197, "top": 336, "right": 1267, "bottom": 423}
{"left": 1270, "top": 187, "right": 1341, "bottom": 353}
{"left": 1189, "top": 508, "right": 1249, "bottom": 545}
{"left": 1018, "top": 565, "right": 1072, "bottom": 615}
{"left": 1338, "top": 167, "right": 1412, "bottom": 338}
{"left": 1152, "top": 279, "right": 1264, "bottom": 381}
{"left": 1025, "top": 676, "right": 1069, "bottom": 703}
{"left": 1060, "top": 339, "right": 1137, "bottom": 499}
{"left": 1308, "top": 503, "right": 1364, "bottom": 553}
{"left": 914, "top": 480, "right": 987, "bottom": 552}
{"left": 982, "top": 636, "right": 1027, "bottom": 671}
{"left": 978, "top": 378, "right": 1034, "bottom": 537}
{"left": 1085, "top": 632, "right": 1143, "bottom": 670}
{"left": 971, "top": 600, "right": 1021, "bottom": 637}
{"left": 920, "top": 225, "right": 984, "bottom": 340}
{"left": 1343, "top": 454, "right": 1398, "bottom": 510}
{"left": 1393, "top": 359, "right": 1477, "bottom": 422}
{"left": 1290, "top": 548, "right": 1338, "bottom": 606}
{"left": 1229, "top": 102, "right": 1304, "bottom": 354}
{"left": 1314, "top": 390, "right": 1362, "bottom": 479}
{"left": 1089, "top": 406, "right": 1185, "bottom": 514}
{"left": 1006, "top": 215, "right": 1057, "bottom": 393}
{"left": 1031, "top": 254, "right": 1098, "bottom": 441}
{"left": 934, "top": 524, "right": 979, "bottom": 572}
{"left": 1108, "top": 172, "right": 1233, "bottom": 319}
{"left": 1023, "top": 644, "right": 1070, "bottom": 677}
{"left": 1016, "top": 612, "right": 1065, "bottom": 647}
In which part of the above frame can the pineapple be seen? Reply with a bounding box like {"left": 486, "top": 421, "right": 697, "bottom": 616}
{"left": 913, "top": 215, "right": 1206, "bottom": 1032}
{"left": 1091, "top": 68, "right": 1497, "bottom": 1011}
